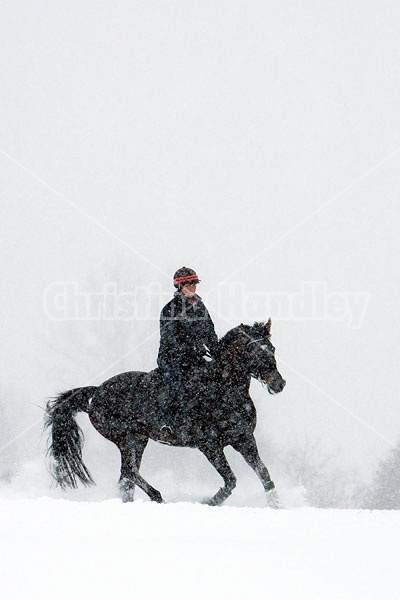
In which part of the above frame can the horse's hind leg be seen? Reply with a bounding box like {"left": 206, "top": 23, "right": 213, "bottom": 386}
{"left": 199, "top": 445, "right": 237, "bottom": 506}
{"left": 119, "top": 434, "right": 146, "bottom": 502}
{"left": 232, "top": 434, "right": 279, "bottom": 508}
{"left": 118, "top": 434, "right": 163, "bottom": 503}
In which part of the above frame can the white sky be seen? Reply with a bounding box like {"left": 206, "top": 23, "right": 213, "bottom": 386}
{"left": 1, "top": 1, "right": 399, "bottom": 481}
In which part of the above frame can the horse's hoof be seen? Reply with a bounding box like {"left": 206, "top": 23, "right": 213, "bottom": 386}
{"left": 203, "top": 498, "right": 218, "bottom": 507}
{"left": 151, "top": 491, "right": 164, "bottom": 503}
{"left": 121, "top": 494, "right": 134, "bottom": 503}
{"left": 119, "top": 478, "right": 135, "bottom": 502}
{"left": 120, "top": 488, "right": 134, "bottom": 502}
{"left": 266, "top": 488, "right": 280, "bottom": 509}
{"left": 202, "top": 489, "right": 227, "bottom": 506}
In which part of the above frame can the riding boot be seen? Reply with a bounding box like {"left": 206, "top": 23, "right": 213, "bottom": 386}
{"left": 158, "top": 391, "right": 182, "bottom": 442}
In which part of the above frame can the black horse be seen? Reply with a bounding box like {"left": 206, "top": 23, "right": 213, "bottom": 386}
{"left": 45, "top": 320, "right": 286, "bottom": 506}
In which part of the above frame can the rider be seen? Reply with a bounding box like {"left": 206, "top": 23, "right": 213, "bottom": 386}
{"left": 157, "top": 266, "right": 219, "bottom": 440}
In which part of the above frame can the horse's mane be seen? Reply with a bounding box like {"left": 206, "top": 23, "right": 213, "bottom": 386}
{"left": 218, "top": 322, "right": 271, "bottom": 352}
{"left": 218, "top": 325, "right": 242, "bottom": 352}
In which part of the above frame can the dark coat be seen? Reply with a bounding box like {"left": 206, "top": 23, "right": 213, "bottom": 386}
{"left": 157, "top": 292, "right": 219, "bottom": 376}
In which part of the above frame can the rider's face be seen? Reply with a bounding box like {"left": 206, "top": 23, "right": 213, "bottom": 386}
{"left": 181, "top": 282, "right": 197, "bottom": 298}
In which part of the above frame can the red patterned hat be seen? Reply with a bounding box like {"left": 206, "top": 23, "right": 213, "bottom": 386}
{"left": 173, "top": 267, "right": 200, "bottom": 288}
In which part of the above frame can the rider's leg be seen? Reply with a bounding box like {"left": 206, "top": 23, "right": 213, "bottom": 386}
{"left": 158, "top": 366, "right": 184, "bottom": 441}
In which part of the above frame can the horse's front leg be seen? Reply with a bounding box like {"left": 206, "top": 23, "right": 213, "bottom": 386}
{"left": 232, "top": 434, "right": 279, "bottom": 508}
{"left": 199, "top": 445, "right": 237, "bottom": 506}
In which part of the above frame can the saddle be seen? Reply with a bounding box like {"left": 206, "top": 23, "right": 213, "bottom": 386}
{"left": 139, "top": 364, "right": 215, "bottom": 430}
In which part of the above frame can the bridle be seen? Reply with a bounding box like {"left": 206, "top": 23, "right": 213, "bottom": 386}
{"left": 246, "top": 336, "right": 275, "bottom": 358}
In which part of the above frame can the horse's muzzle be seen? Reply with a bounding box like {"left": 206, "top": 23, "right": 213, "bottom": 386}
{"left": 267, "top": 378, "right": 286, "bottom": 394}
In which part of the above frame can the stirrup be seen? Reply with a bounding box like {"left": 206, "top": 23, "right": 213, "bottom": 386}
{"left": 160, "top": 425, "right": 172, "bottom": 434}
{"left": 158, "top": 425, "right": 173, "bottom": 445}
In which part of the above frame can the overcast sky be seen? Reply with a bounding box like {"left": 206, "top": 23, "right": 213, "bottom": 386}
{"left": 1, "top": 0, "right": 399, "bottom": 480}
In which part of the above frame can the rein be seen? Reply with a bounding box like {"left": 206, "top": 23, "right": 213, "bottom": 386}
{"left": 246, "top": 337, "right": 264, "bottom": 345}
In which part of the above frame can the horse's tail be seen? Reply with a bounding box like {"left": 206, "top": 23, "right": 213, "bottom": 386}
{"left": 44, "top": 386, "right": 97, "bottom": 489}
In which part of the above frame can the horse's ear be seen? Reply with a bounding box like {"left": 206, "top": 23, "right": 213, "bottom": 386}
{"left": 265, "top": 318, "right": 272, "bottom": 335}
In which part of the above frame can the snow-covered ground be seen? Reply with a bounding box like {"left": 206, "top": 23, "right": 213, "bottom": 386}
{"left": 1, "top": 497, "right": 398, "bottom": 600}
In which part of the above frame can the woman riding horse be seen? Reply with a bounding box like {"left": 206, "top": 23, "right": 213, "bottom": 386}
{"left": 45, "top": 319, "right": 286, "bottom": 507}
{"left": 157, "top": 266, "right": 219, "bottom": 442}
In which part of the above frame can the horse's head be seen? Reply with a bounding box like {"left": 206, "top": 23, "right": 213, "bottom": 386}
{"left": 237, "top": 320, "right": 286, "bottom": 394}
